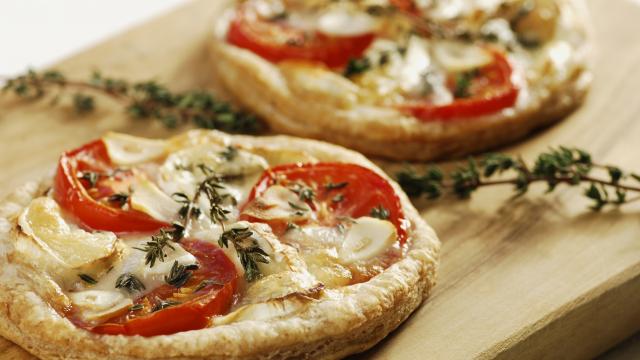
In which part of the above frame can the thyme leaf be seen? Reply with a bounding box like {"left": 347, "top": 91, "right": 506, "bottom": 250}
{"left": 325, "top": 181, "right": 348, "bottom": 191}
{"left": 78, "top": 171, "right": 100, "bottom": 188}
{"left": 107, "top": 192, "right": 129, "bottom": 208}
{"left": 151, "top": 298, "right": 181, "bottom": 312}
{"left": 78, "top": 274, "right": 97, "bottom": 285}
{"left": 344, "top": 57, "right": 371, "bottom": 77}
{"left": 165, "top": 261, "right": 198, "bottom": 288}
{"left": 218, "top": 227, "right": 270, "bottom": 282}
{"left": 219, "top": 146, "right": 238, "bottom": 161}
{"left": 133, "top": 223, "right": 184, "bottom": 268}
{"left": 194, "top": 279, "right": 225, "bottom": 293}
{"left": 115, "top": 273, "right": 146, "bottom": 293}
{"left": 370, "top": 205, "right": 390, "bottom": 220}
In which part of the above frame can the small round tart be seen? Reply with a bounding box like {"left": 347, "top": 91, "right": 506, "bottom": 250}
{"left": 210, "top": 0, "right": 592, "bottom": 161}
{"left": 0, "top": 130, "right": 439, "bottom": 359}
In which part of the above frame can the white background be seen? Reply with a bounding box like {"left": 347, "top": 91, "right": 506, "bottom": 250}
{"left": 0, "top": 0, "right": 184, "bottom": 76}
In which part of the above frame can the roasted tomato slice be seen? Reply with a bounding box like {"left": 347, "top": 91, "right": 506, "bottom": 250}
{"left": 389, "top": 0, "right": 421, "bottom": 15}
{"left": 240, "top": 162, "right": 409, "bottom": 244}
{"left": 399, "top": 50, "right": 519, "bottom": 120}
{"left": 53, "top": 139, "right": 168, "bottom": 233}
{"left": 91, "top": 240, "right": 238, "bottom": 337}
{"left": 226, "top": 1, "right": 375, "bottom": 68}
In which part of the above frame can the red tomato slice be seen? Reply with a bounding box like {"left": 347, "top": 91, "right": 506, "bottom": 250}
{"left": 389, "top": 0, "right": 421, "bottom": 15}
{"left": 226, "top": 2, "right": 375, "bottom": 68}
{"left": 91, "top": 240, "right": 238, "bottom": 337}
{"left": 399, "top": 50, "right": 519, "bottom": 121}
{"left": 53, "top": 139, "right": 169, "bottom": 233}
{"left": 239, "top": 162, "right": 409, "bottom": 244}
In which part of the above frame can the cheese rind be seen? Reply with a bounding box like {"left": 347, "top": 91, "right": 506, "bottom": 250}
{"left": 69, "top": 290, "right": 133, "bottom": 323}
{"left": 18, "top": 197, "right": 119, "bottom": 269}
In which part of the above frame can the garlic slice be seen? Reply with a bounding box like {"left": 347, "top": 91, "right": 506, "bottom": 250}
{"left": 316, "top": 9, "right": 378, "bottom": 37}
{"left": 129, "top": 178, "right": 181, "bottom": 222}
{"left": 338, "top": 216, "right": 397, "bottom": 264}
{"left": 432, "top": 41, "right": 493, "bottom": 72}
{"left": 103, "top": 132, "right": 167, "bottom": 165}
{"left": 18, "top": 197, "right": 119, "bottom": 269}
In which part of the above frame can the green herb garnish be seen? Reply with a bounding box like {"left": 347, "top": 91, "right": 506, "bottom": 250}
{"left": 370, "top": 205, "right": 390, "bottom": 220}
{"left": 165, "top": 261, "right": 198, "bottom": 288}
{"left": 218, "top": 227, "right": 270, "bottom": 282}
{"left": 396, "top": 147, "right": 640, "bottom": 211}
{"left": 1, "top": 69, "right": 263, "bottom": 134}
{"left": 78, "top": 274, "right": 97, "bottom": 285}
{"left": 115, "top": 273, "right": 146, "bottom": 293}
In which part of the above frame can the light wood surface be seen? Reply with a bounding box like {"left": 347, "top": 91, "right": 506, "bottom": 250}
{"left": 1, "top": 0, "right": 640, "bottom": 359}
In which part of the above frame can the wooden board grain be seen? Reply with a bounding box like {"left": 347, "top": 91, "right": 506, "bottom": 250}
{"left": 1, "top": 0, "right": 640, "bottom": 359}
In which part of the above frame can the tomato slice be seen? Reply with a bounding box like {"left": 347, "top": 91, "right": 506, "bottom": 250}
{"left": 399, "top": 50, "right": 519, "bottom": 120}
{"left": 389, "top": 0, "right": 421, "bottom": 15}
{"left": 91, "top": 240, "right": 238, "bottom": 337}
{"left": 53, "top": 139, "right": 169, "bottom": 233}
{"left": 226, "top": 2, "right": 375, "bottom": 68}
{"left": 240, "top": 162, "right": 409, "bottom": 244}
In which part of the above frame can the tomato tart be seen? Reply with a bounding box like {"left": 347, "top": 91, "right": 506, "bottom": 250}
{"left": 210, "top": 0, "right": 591, "bottom": 160}
{"left": 0, "top": 130, "right": 439, "bottom": 359}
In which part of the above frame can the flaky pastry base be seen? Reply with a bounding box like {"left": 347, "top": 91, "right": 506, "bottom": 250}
{"left": 0, "top": 130, "right": 440, "bottom": 360}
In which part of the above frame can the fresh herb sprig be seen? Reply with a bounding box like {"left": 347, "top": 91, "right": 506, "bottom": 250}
{"left": 165, "top": 261, "right": 198, "bottom": 288}
{"left": 133, "top": 223, "right": 184, "bottom": 267}
{"left": 1, "top": 69, "right": 262, "bottom": 134}
{"left": 115, "top": 273, "right": 146, "bottom": 293}
{"left": 218, "top": 227, "right": 270, "bottom": 282}
{"left": 135, "top": 164, "right": 269, "bottom": 282}
{"left": 396, "top": 147, "right": 640, "bottom": 211}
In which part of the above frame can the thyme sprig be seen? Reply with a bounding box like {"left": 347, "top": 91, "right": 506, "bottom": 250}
{"left": 151, "top": 298, "right": 181, "bottom": 312}
{"left": 115, "top": 273, "right": 146, "bottom": 294}
{"left": 135, "top": 164, "right": 268, "bottom": 282}
{"left": 396, "top": 147, "right": 640, "bottom": 211}
{"left": 165, "top": 261, "right": 198, "bottom": 288}
{"left": 133, "top": 223, "right": 184, "bottom": 267}
{"left": 218, "top": 227, "right": 270, "bottom": 282}
{"left": 1, "top": 69, "right": 263, "bottom": 134}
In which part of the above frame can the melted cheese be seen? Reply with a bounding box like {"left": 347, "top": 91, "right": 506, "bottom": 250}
{"left": 157, "top": 144, "right": 268, "bottom": 208}
{"left": 66, "top": 235, "right": 198, "bottom": 320}
{"left": 69, "top": 290, "right": 132, "bottom": 323}
{"left": 241, "top": 185, "right": 312, "bottom": 221}
{"left": 22, "top": 132, "right": 408, "bottom": 325}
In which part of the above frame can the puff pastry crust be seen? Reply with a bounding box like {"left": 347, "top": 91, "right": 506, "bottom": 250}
{"left": 210, "top": 0, "right": 592, "bottom": 161}
{"left": 0, "top": 130, "right": 439, "bottom": 359}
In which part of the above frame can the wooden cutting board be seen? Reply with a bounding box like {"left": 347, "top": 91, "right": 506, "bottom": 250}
{"left": 1, "top": 0, "right": 640, "bottom": 359}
